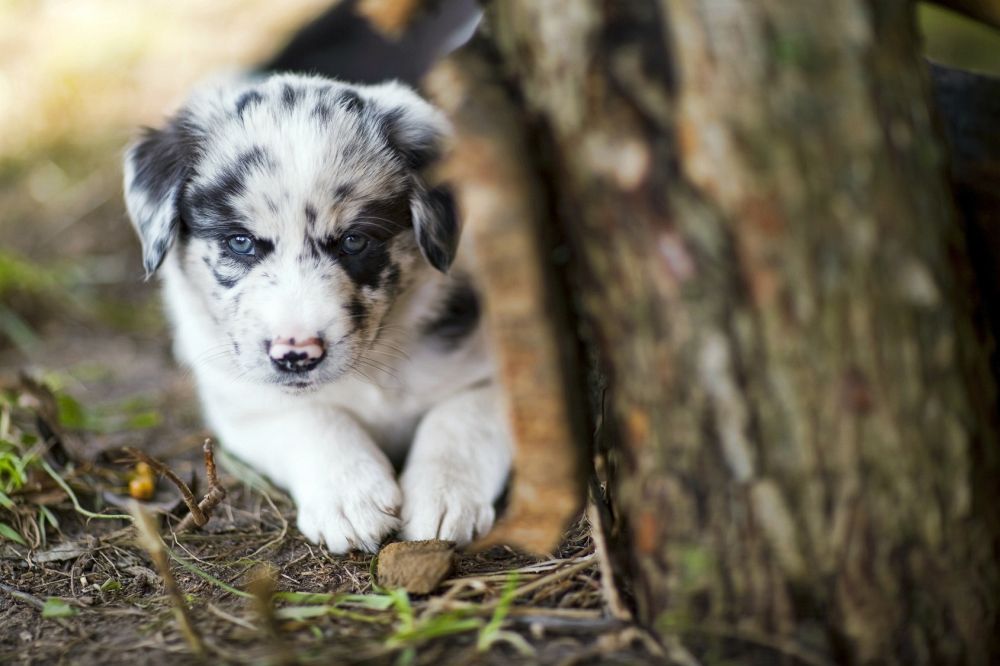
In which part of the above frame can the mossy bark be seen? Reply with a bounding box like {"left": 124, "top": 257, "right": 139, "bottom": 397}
{"left": 477, "top": 1, "right": 999, "bottom": 663}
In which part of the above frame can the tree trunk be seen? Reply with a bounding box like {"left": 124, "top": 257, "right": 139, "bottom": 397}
{"left": 459, "top": 1, "right": 1000, "bottom": 663}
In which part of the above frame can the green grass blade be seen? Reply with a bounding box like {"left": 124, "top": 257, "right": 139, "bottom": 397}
{"left": 0, "top": 521, "right": 26, "bottom": 545}
{"left": 41, "top": 461, "right": 132, "bottom": 521}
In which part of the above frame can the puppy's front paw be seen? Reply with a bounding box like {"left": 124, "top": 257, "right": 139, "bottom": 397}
{"left": 400, "top": 471, "right": 495, "bottom": 546}
{"left": 294, "top": 458, "right": 401, "bottom": 554}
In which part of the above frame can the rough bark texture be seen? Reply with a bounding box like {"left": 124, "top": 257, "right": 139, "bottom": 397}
{"left": 470, "top": 1, "right": 1000, "bottom": 663}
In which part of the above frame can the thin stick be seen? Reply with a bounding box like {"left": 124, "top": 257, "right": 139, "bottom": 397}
{"left": 124, "top": 447, "right": 204, "bottom": 525}
{"left": 175, "top": 440, "right": 227, "bottom": 532}
{"left": 500, "top": 554, "right": 596, "bottom": 605}
{"left": 586, "top": 496, "right": 632, "bottom": 621}
{"left": 129, "top": 502, "right": 205, "bottom": 656}
{"left": 125, "top": 439, "right": 227, "bottom": 532}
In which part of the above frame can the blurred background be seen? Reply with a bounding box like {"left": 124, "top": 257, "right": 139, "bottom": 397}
{"left": 0, "top": 0, "right": 998, "bottom": 416}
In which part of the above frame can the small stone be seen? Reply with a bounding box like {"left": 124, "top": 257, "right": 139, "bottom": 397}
{"left": 377, "top": 540, "right": 455, "bottom": 594}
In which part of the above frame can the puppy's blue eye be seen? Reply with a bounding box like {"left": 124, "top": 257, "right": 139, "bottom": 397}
{"left": 341, "top": 233, "right": 369, "bottom": 255}
{"left": 227, "top": 235, "right": 255, "bottom": 256}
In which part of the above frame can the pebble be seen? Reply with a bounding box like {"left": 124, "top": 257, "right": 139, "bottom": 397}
{"left": 376, "top": 540, "right": 455, "bottom": 594}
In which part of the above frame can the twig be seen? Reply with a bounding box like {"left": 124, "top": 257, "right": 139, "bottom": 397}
{"left": 586, "top": 496, "right": 632, "bottom": 621}
{"left": 129, "top": 502, "right": 205, "bottom": 656}
{"left": 125, "top": 439, "right": 227, "bottom": 532}
{"left": 175, "top": 440, "right": 227, "bottom": 532}
{"left": 501, "top": 554, "right": 597, "bottom": 605}
{"left": 124, "top": 447, "right": 201, "bottom": 522}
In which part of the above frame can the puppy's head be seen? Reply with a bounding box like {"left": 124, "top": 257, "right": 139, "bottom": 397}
{"left": 124, "top": 74, "right": 458, "bottom": 390}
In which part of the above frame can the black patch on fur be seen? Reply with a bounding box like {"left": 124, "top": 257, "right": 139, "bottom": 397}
{"left": 337, "top": 90, "right": 364, "bottom": 112}
{"left": 281, "top": 83, "right": 301, "bottom": 109}
{"left": 333, "top": 184, "right": 353, "bottom": 201}
{"left": 314, "top": 194, "right": 411, "bottom": 288}
{"left": 213, "top": 270, "right": 238, "bottom": 289}
{"left": 250, "top": 237, "right": 276, "bottom": 261}
{"left": 380, "top": 108, "right": 441, "bottom": 170}
{"left": 304, "top": 204, "right": 317, "bottom": 226}
{"left": 346, "top": 296, "right": 367, "bottom": 327}
{"left": 354, "top": 195, "right": 411, "bottom": 240}
{"left": 237, "top": 146, "right": 274, "bottom": 172}
{"left": 335, "top": 239, "right": 390, "bottom": 289}
{"left": 312, "top": 101, "right": 332, "bottom": 122}
{"left": 147, "top": 236, "right": 172, "bottom": 272}
{"left": 235, "top": 90, "right": 264, "bottom": 118}
{"left": 130, "top": 114, "right": 196, "bottom": 203}
{"left": 184, "top": 147, "right": 274, "bottom": 230}
{"left": 203, "top": 256, "right": 238, "bottom": 289}
{"left": 201, "top": 235, "right": 274, "bottom": 288}
{"left": 127, "top": 110, "right": 200, "bottom": 274}
{"left": 300, "top": 236, "right": 322, "bottom": 262}
{"left": 417, "top": 186, "right": 459, "bottom": 273}
{"left": 423, "top": 280, "right": 480, "bottom": 349}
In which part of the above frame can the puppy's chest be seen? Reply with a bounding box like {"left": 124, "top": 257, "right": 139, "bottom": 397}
{"left": 314, "top": 340, "right": 492, "bottom": 458}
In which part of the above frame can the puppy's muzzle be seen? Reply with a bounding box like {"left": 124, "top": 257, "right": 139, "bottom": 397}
{"left": 268, "top": 336, "right": 326, "bottom": 373}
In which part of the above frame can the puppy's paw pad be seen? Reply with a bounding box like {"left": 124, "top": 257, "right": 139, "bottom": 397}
{"left": 400, "top": 482, "right": 495, "bottom": 546}
{"left": 295, "top": 464, "right": 402, "bottom": 554}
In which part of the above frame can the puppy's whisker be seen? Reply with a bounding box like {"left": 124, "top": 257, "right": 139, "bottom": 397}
{"left": 364, "top": 348, "right": 410, "bottom": 363}
{"left": 352, "top": 351, "right": 399, "bottom": 380}
{"left": 354, "top": 216, "right": 407, "bottom": 233}
{"left": 365, "top": 349, "right": 409, "bottom": 362}
{"left": 375, "top": 339, "right": 410, "bottom": 351}
{"left": 346, "top": 362, "right": 379, "bottom": 388}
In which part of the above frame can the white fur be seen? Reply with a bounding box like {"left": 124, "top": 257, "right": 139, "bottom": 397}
{"left": 126, "top": 74, "right": 511, "bottom": 552}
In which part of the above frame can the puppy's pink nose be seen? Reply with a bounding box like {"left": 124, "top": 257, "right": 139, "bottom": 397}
{"left": 268, "top": 336, "right": 326, "bottom": 373}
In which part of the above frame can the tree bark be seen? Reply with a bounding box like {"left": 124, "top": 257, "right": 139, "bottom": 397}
{"left": 468, "top": 1, "right": 1000, "bottom": 663}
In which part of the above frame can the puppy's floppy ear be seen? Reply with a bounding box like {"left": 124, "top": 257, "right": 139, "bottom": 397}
{"left": 410, "top": 184, "right": 458, "bottom": 273}
{"left": 365, "top": 82, "right": 460, "bottom": 273}
{"left": 123, "top": 111, "right": 199, "bottom": 277}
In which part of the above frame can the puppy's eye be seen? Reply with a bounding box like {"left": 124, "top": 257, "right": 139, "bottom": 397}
{"left": 341, "top": 233, "right": 369, "bottom": 255}
{"left": 227, "top": 235, "right": 256, "bottom": 256}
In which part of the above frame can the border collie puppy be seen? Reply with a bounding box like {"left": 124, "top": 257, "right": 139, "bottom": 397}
{"left": 123, "top": 74, "right": 511, "bottom": 552}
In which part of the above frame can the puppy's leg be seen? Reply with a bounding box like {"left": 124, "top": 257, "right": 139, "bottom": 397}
{"left": 213, "top": 404, "right": 401, "bottom": 553}
{"left": 400, "top": 384, "right": 512, "bottom": 544}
